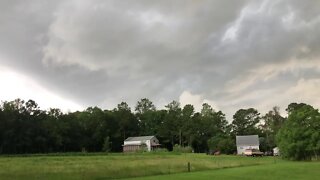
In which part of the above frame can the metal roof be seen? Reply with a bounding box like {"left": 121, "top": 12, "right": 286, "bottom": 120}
{"left": 236, "top": 135, "right": 259, "bottom": 146}
{"left": 124, "top": 136, "right": 155, "bottom": 142}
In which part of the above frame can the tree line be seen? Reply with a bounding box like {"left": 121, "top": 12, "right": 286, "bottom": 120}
{"left": 0, "top": 98, "right": 319, "bottom": 160}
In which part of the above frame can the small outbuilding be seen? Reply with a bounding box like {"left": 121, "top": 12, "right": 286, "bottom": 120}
{"left": 123, "top": 136, "right": 160, "bottom": 152}
{"left": 273, "top": 147, "right": 280, "bottom": 156}
{"left": 236, "top": 135, "right": 260, "bottom": 155}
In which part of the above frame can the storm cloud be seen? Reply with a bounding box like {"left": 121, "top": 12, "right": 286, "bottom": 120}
{"left": 1, "top": 0, "right": 320, "bottom": 119}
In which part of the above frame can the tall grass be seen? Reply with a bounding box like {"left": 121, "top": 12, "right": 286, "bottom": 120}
{"left": 0, "top": 153, "right": 278, "bottom": 179}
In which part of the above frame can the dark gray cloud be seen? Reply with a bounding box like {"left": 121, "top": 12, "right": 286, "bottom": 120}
{"left": 1, "top": 0, "right": 320, "bottom": 119}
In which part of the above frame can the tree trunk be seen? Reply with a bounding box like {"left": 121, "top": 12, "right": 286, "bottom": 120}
{"left": 171, "top": 136, "right": 174, "bottom": 147}
{"left": 179, "top": 129, "right": 182, "bottom": 146}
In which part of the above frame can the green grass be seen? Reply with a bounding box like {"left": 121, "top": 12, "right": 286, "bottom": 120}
{"left": 0, "top": 153, "right": 277, "bottom": 179}
{"left": 128, "top": 161, "right": 320, "bottom": 180}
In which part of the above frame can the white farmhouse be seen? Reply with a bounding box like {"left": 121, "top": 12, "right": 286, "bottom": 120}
{"left": 236, "top": 135, "right": 260, "bottom": 155}
{"left": 123, "top": 136, "right": 160, "bottom": 152}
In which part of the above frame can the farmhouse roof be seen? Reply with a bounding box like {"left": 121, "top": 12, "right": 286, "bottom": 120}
{"left": 236, "top": 135, "right": 259, "bottom": 146}
{"left": 124, "top": 136, "right": 155, "bottom": 142}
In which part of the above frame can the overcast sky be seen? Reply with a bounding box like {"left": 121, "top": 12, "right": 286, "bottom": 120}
{"left": 1, "top": 0, "right": 320, "bottom": 120}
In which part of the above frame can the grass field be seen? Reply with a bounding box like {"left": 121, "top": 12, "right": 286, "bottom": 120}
{"left": 0, "top": 153, "right": 318, "bottom": 179}
{"left": 128, "top": 161, "right": 320, "bottom": 180}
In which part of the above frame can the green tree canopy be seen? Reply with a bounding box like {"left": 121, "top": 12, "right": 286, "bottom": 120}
{"left": 231, "top": 108, "right": 261, "bottom": 136}
{"left": 134, "top": 98, "right": 157, "bottom": 136}
{"left": 135, "top": 98, "right": 156, "bottom": 114}
{"left": 260, "top": 106, "right": 286, "bottom": 151}
{"left": 277, "top": 103, "right": 320, "bottom": 160}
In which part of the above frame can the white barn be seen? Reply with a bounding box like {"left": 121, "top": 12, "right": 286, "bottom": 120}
{"left": 123, "top": 136, "right": 160, "bottom": 152}
{"left": 236, "top": 135, "right": 260, "bottom": 155}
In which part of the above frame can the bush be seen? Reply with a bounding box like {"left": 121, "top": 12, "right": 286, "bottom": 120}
{"left": 102, "top": 136, "right": 111, "bottom": 153}
{"left": 207, "top": 136, "right": 235, "bottom": 154}
{"left": 153, "top": 148, "right": 168, "bottom": 153}
{"left": 81, "top": 147, "right": 87, "bottom": 154}
{"left": 172, "top": 144, "right": 193, "bottom": 153}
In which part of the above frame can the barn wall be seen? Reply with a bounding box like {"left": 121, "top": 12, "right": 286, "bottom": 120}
{"left": 123, "top": 145, "right": 141, "bottom": 152}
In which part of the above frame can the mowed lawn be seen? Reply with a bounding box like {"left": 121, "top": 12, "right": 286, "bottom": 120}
{"left": 0, "top": 153, "right": 277, "bottom": 180}
{"left": 129, "top": 161, "right": 320, "bottom": 180}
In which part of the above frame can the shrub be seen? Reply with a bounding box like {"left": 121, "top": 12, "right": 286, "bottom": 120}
{"left": 153, "top": 148, "right": 168, "bottom": 153}
{"left": 102, "top": 136, "right": 111, "bottom": 153}
{"left": 207, "top": 136, "right": 235, "bottom": 154}
{"left": 172, "top": 144, "right": 193, "bottom": 153}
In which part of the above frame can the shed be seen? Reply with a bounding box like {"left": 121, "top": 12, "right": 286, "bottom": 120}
{"left": 236, "top": 135, "right": 260, "bottom": 155}
{"left": 123, "top": 136, "right": 160, "bottom": 152}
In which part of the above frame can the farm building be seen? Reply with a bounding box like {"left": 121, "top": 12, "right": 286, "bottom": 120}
{"left": 123, "top": 136, "right": 160, "bottom": 152}
{"left": 273, "top": 147, "right": 280, "bottom": 156}
{"left": 236, "top": 135, "right": 260, "bottom": 155}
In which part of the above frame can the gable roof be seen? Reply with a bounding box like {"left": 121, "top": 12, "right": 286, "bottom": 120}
{"left": 124, "top": 136, "right": 155, "bottom": 142}
{"left": 236, "top": 135, "right": 259, "bottom": 146}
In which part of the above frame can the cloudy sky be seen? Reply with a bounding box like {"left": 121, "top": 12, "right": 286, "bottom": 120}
{"left": 1, "top": 0, "right": 320, "bottom": 120}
